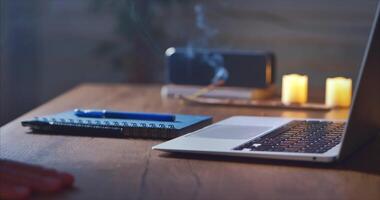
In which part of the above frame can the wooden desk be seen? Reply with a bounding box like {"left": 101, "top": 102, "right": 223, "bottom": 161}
{"left": 1, "top": 84, "right": 379, "bottom": 200}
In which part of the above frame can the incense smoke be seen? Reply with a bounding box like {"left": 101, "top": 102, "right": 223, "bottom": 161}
{"left": 186, "top": 3, "right": 229, "bottom": 84}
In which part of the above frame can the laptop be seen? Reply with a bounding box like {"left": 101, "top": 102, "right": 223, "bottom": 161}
{"left": 153, "top": 3, "right": 380, "bottom": 163}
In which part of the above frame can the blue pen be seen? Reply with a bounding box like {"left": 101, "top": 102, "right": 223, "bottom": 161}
{"left": 74, "top": 109, "right": 176, "bottom": 122}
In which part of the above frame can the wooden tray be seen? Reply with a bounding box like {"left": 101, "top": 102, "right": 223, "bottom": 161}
{"left": 180, "top": 96, "right": 332, "bottom": 111}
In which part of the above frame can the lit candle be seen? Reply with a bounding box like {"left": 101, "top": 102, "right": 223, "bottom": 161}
{"left": 281, "top": 74, "right": 308, "bottom": 105}
{"left": 325, "top": 77, "right": 352, "bottom": 108}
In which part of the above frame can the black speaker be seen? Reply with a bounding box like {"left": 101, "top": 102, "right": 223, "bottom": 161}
{"left": 165, "top": 47, "right": 275, "bottom": 89}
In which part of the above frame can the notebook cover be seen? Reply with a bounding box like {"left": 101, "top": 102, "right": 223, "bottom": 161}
{"left": 21, "top": 111, "right": 212, "bottom": 140}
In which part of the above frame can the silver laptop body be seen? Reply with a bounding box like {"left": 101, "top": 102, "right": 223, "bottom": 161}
{"left": 153, "top": 3, "right": 380, "bottom": 163}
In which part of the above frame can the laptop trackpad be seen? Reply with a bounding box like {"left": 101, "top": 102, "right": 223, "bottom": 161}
{"left": 187, "top": 125, "right": 271, "bottom": 140}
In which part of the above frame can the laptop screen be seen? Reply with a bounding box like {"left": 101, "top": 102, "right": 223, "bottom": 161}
{"left": 340, "top": 2, "right": 380, "bottom": 159}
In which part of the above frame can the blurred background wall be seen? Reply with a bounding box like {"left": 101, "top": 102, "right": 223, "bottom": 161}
{"left": 0, "top": 0, "right": 378, "bottom": 125}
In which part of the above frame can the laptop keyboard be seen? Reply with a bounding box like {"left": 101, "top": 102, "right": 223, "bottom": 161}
{"left": 234, "top": 120, "right": 345, "bottom": 154}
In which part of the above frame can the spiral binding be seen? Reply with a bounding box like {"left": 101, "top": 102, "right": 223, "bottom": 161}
{"left": 35, "top": 117, "right": 177, "bottom": 139}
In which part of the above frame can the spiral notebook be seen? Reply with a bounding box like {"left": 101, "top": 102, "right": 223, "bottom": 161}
{"left": 21, "top": 111, "right": 212, "bottom": 139}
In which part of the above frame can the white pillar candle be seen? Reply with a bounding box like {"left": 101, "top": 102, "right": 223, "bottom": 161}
{"left": 281, "top": 74, "right": 308, "bottom": 105}
{"left": 325, "top": 77, "right": 352, "bottom": 108}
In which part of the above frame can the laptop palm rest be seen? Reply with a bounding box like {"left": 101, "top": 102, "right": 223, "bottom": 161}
{"left": 186, "top": 125, "right": 272, "bottom": 140}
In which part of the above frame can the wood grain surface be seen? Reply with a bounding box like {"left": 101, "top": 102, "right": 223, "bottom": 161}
{"left": 0, "top": 84, "right": 379, "bottom": 200}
